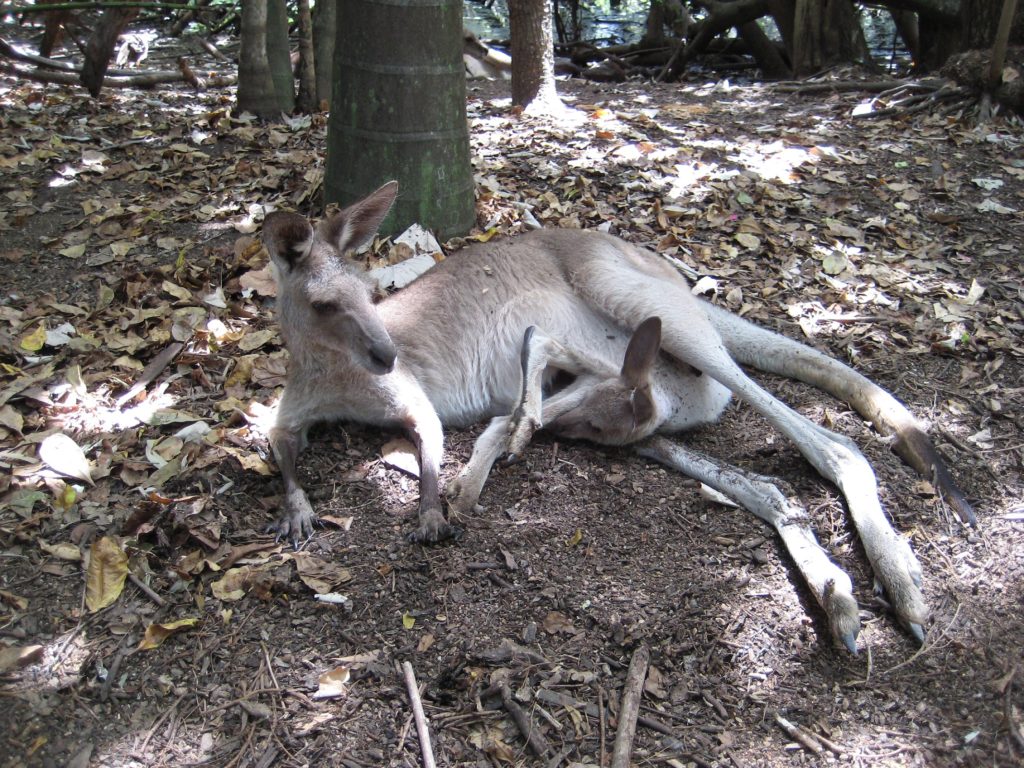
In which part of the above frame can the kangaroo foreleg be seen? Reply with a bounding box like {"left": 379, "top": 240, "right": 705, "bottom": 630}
{"left": 403, "top": 402, "right": 461, "bottom": 544}
{"left": 507, "top": 326, "right": 616, "bottom": 459}
{"left": 269, "top": 425, "right": 319, "bottom": 545}
{"left": 701, "top": 301, "right": 974, "bottom": 525}
{"left": 638, "top": 436, "right": 862, "bottom": 653}
{"left": 448, "top": 377, "right": 605, "bottom": 516}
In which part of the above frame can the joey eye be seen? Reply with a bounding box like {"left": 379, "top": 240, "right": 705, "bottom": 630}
{"left": 311, "top": 300, "right": 338, "bottom": 314}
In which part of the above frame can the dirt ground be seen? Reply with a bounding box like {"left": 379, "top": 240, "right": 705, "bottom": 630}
{"left": 1, "top": 33, "right": 1023, "bottom": 768}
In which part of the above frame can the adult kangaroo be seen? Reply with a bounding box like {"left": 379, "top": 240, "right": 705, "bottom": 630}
{"left": 262, "top": 181, "right": 973, "bottom": 652}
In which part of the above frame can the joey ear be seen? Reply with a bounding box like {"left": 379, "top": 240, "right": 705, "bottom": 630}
{"left": 620, "top": 316, "right": 662, "bottom": 388}
{"left": 321, "top": 180, "right": 399, "bottom": 255}
{"left": 263, "top": 212, "right": 314, "bottom": 270}
{"left": 630, "top": 386, "right": 656, "bottom": 426}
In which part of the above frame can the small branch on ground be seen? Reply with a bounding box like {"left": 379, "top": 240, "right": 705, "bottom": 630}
{"left": 0, "top": 59, "right": 235, "bottom": 89}
{"left": 774, "top": 713, "right": 824, "bottom": 755}
{"left": 401, "top": 661, "right": 437, "bottom": 768}
{"left": 500, "top": 682, "right": 551, "bottom": 758}
{"left": 610, "top": 644, "right": 649, "bottom": 768}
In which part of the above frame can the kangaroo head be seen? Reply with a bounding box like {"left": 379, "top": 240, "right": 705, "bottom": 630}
{"left": 548, "top": 317, "right": 662, "bottom": 446}
{"left": 263, "top": 181, "right": 400, "bottom": 375}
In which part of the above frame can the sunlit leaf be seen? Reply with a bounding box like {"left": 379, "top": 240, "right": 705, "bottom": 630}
{"left": 39, "top": 539, "right": 82, "bottom": 561}
{"left": 38, "top": 433, "right": 93, "bottom": 485}
{"left": 19, "top": 324, "right": 46, "bottom": 351}
{"left": 312, "top": 666, "right": 351, "bottom": 699}
{"left": 381, "top": 438, "right": 419, "bottom": 477}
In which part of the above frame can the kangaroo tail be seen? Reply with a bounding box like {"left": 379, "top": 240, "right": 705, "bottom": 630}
{"left": 702, "top": 301, "right": 975, "bottom": 525}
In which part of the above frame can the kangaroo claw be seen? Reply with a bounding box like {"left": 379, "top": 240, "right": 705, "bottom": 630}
{"left": 907, "top": 621, "right": 926, "bottom": 644}
{"left": 858, "top": 522, "right": 929, "bottom": 642}
{"left": 407, "top": 507, "right": 463, "bottom": 544}
{"left": 270, "top": 489, "right": 320, "bottom": 546}
{"left": 839, "top": 631, "right": 859, "bottom": 655}
{"left": 823, "top": 578, "right": 861, "bottom": 655}
{"left": 406, "top": 521, "right": 464, "bottom": 544}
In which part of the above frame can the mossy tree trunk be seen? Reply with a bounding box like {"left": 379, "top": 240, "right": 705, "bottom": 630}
{"left": 325, "top": 0, "right": 475, "bottom": 239}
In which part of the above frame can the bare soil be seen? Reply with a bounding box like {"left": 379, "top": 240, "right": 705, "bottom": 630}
{"left": 1, "top": 44, "right": 1023, "bottom": 768}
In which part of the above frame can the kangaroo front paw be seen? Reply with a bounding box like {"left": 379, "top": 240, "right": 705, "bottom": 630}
{"left": 445, "top": 474, "right": 484, "bottom": 516}
{"left": 268, "top": 489, "right": 320, "bottom": 547}
{"left": 407, "top": 508, "right": 464, "bottom": 544}
{"left": 506, "top": 409, "right": 540, "bottom": 461}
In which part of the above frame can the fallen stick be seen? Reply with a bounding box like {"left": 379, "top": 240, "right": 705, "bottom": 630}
{"left": 116, "top": 341, "right": 184, "bottom": 408}
{"left": 128, "top": 572, "right": 166, "bottom": 607}
{"left": 774, "top": 713, "right": 823, "bottom": 755}
{"left": 500, "top": 683, "right": 551, "bottom": 758}
{"left": 610, "top": 645, "right": 650, "bottom": 768}
{"left": 534, "top": 687, "right": 676, "bottom": 739}
{"left": 401, "top": 661, "right": 437, "bottom": 768}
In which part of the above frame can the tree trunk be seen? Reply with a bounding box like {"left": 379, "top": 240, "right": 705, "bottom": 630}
{"left": 237, "top": 0, "right": 279, "bottom": 117}
{"left": 911, "top": 0, "right": 1024, "bottom": 71}
{"left": 295, "top": 0, "right": 318, "bottom": 112}
{"left": 39, "top": 0, "right": 70, "bottom": 57}
{"left": 509, "top": 0, "right": 562, "bottom": 111}
{"left": 266, "top": 0, "right": 295, "bottom": 113}
{"left": 738, "top": 20, "right": 791, "bottom": 77}
{"left": 313, "top": 0, "right": 336, "bottom": 107}
{"left": 890, "top": 9, "right": 920, "bottom": 60}
{"left": 791, "top": 0, "right": 871, "bottom": 76}
{"left": 642, "top": 0, "right": 690, "bottom": 46}
{"left": 80, "top": 6, "right": 138, "bottom": 97}
{"left": 325, "top": 0, "right": 475, "bottom": 238}
{"left": 961, "top": 0, "right": 1024, "bottom": 47}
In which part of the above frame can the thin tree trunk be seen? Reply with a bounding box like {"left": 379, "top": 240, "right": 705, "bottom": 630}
{"left": 295, "top": 0, "right": 318, "bottom": 112}
{"left": 792, "top": 0, "right": 871, "bottom": 76}
{"left": 313, "top": 0, "right": 336, "bottom": 107}
{"left": 237, "top": 0, "right": 279, "bottom": 118}
{"left": 509, "top": 0, "right": 563, "bottom": 112}
{"left": 738, "top": 20, "right": 791, "bottom": 77}
{"left": 266, "top": 0, "right": 295, "bottom": 113}
{"left": 80, "top": 6, "right": 137, "bottom": 96}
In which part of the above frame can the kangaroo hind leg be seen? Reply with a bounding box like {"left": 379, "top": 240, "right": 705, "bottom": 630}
{"left": 702, "top": 301, "right": 974, "bottom": 525}
{"left": 573, "top": 260, "right": 927, "bottom": 641}
{"left": 638, "top": 436, "right": 862, "bottom": 653}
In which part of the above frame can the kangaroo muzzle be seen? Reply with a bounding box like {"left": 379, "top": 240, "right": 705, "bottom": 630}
{"left": 367, "top": 339, "right": 398, "bottom": 374}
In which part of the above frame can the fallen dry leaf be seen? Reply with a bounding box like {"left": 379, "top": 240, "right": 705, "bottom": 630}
{"left": 85, "top": 537, "right": 129, "bottom": 612}
{"left": 137, "top": 617, "right": 199, "bottom": 650}
{"left": 39, "top": 433, "right": 93, "bottom": 485}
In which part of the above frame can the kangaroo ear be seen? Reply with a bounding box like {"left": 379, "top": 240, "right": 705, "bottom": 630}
{"left": 630, "top": 386, "right": 656, "bottom": 427}
{"left": 263, "top": 212, "right": 314, "bottom": 271}
{"left": 321, "top": 180, "right": 399, "bottom": 256}
{"left": 621, "top": 316, "right": 661, "bottom": 388}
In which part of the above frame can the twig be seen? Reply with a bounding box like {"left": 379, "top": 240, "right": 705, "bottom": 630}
{"left": 598, "top": 686, "right": 607, "bottom": 767}
{"left": 128, "top": 572, "right": 166, "bottom": 607}
{"left": 116, "top": 341, "right": 184, "bottom": 407}
{"left": 774, "top": 713, "right": 823, "bottom": 755}
{"left": 610, "top": 644, "right": 649, "bottom": 768}
{"left": 500, "top": 683, "right": 551, "bottom": 758}
{"left": 401, "top": 661, "right": 437, "bottom": 768}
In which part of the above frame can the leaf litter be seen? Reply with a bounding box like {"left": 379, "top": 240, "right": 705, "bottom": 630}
{"left": 0, "top": 66, "right": 1022, "bottom": 767}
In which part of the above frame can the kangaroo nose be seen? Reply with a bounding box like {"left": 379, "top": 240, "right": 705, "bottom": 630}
{"left": 369, "top": 340, "right": 397, "bottom": 373}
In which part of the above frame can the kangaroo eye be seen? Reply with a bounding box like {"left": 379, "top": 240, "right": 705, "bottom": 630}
{"left": 311, "top": 300, "right": 338, "bottom": 314}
